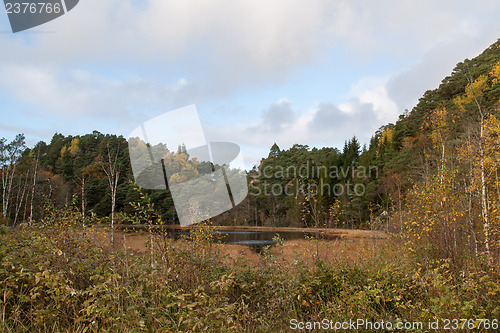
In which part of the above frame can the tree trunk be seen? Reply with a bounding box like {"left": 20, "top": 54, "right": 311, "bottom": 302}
{"left": 4, "top": 163, "right": 17, "bottom": 219}
{"left": 29, "top": 149, "right": 39, "bottom": 225}
{"left": 13, "top": 172, "right": 29, "bottom": 225}
{"left": 99, "top": 143, "right": 120, "bottom": 245}
{"left": 81, "top": 176, "right": 86, "bottom": 228}
{"left": 468, "top": 77, "right": 492, "bottom": 264}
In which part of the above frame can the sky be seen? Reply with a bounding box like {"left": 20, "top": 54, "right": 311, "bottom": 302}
{"left": 1, "top": 0, "right": 500, "bottom": 169}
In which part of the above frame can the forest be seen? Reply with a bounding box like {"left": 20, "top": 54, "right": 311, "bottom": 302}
{"left": 1, "top": 39, "right": 500, "bottom": 331}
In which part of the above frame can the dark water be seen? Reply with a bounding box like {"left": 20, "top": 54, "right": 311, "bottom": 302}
{"left": 165, "top": 229, "right": 339, "bottom": 252}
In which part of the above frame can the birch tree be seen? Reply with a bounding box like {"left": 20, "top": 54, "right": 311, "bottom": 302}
{"left": 98, "top": 143, "right": 121, "bottom": 244}
{"left": 0, "top": 134, "right": 25, "bottom": 221}
{"left": 454, "top": 61, "right": 500, "bottom": 263}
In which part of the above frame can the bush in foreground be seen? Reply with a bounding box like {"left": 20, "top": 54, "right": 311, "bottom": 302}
{"left": 0, "top": 223, "right": 499, "bottom": 332}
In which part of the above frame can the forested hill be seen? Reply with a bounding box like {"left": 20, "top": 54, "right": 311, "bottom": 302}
{"left": 374, "top": 38, "right": 500, "bottom": 198}
{"left": 394, "top": 39, "right": 500, "bottom": 146}
{"left": 1, "top": 39, "right": 500, "bottom": 241}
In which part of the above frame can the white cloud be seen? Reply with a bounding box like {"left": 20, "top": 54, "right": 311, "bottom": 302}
{"left": 4, "top": 0, "right": 498, "bottom": 89}
{"left": 0, "top": 65, "right": 196, "bottom": 121}
{"left": 1, "top": 0, "right": 500, "bottom": 164}
{"left": 348, "top": 76, "right": 399, "bottom": 123}
{"left": 206, "top": 92, "right": 388, "bottom": 167}
{"left": 387, "top": 35, "right": 499, "bottom": 111}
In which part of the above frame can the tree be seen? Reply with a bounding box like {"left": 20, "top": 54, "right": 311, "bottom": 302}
{"left": 268, "top": 143, "right": 280, "bottom": 158}
{"left": 28, "top": 146, "right": 39, "bottom": 225}
{"left": 454, "top": 60, "right": 500, "bottom": 263}
{"left": 426, "top": 105, "right": 449, "bottom": 172}
{"left": 98, "top": 143, "right": 121, "bottom": 244}
{"left": 76, "top": 162, "right": 102, "bottom": 226}
{"left": 0, "top": 134, "right": 25, "bottom": 221}
{"left": 405, "top": 167, "right": 469, "bottom": 266}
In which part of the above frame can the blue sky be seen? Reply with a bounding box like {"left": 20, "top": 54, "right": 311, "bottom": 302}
{"left": 1, "top": 0, "right": 500, "bottom": 168}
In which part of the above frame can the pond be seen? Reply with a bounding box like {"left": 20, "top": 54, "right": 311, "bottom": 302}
{"left": 164, "top": 229, "right": 340, "bottom": 252}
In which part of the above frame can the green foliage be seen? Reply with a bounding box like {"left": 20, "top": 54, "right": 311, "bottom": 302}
{"left": 248, "top": 136, "right": 379, "bottom": 227}
{"left": 404, "top": 167, "right": 471, "bottom": 266}
{"left": 0, "top": 225, "right": 9, "bottom": 235}
{"left": 127, "top": 181, "right": 162, "bottom": 226}
{"left": 0, "top": 221, "right": 499, "bottom": 332}
{"left": 185, "top": 219, "right": 220, "bottom": 262}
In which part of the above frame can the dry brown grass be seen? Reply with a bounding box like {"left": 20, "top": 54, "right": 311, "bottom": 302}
{"left": 112, "top": 228, "right": 394, "bottom": 268}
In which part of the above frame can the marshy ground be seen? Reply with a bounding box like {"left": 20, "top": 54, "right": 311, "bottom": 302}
{"left": 114, "top": 226, "right": 392, "bottom": 266}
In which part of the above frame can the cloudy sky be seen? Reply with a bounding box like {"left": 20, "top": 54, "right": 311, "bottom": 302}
{"left": 1, "top": 0, "right": 500, "bottom": 168}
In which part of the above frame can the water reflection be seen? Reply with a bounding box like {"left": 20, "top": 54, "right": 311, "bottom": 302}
{"left": 165, "top": 229, "right": 339, "bottom": 253}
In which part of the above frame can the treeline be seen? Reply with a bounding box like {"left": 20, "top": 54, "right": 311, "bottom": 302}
{"left": 0, "top": 132, "right": 175, "bottom": 226}
{"left": 241, "top": 139, "right": 380, "bottom": 228}
{"left": 0, "top": 131, "right": 380, "bottom": 229}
